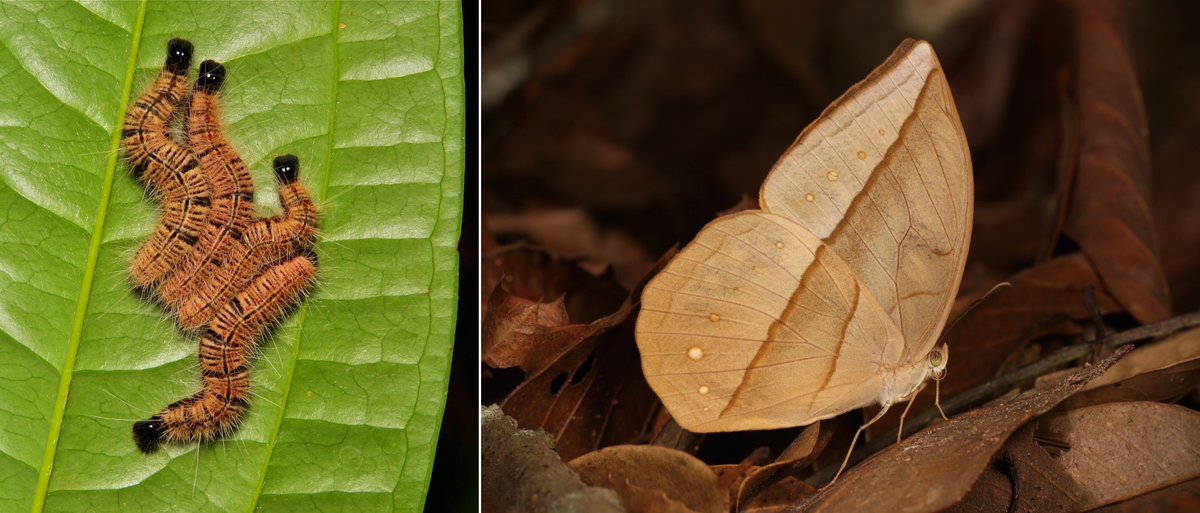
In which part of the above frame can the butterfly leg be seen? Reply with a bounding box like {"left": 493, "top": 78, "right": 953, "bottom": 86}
{"left": 830, "top": 403, "right": 892, "bottom": 486}
{"left": 896, "top": 384, "right": 925, "bottom": 444}
{"left": 934, "top": 374, "right": 949, "bottom": 420}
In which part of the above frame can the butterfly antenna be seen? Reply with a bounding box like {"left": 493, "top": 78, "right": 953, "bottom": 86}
{"left": 935, "top": 282, "right": 1011, "bottom": 347}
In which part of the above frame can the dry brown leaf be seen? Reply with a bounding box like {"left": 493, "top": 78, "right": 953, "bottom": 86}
{"left": 481, "top": 243, "right": 627, "bottom": 323}
{"left": 795, "top": 346, "right": 1130, "bottom": 513}
{"left": 741, "top": 476, "right": 812, "bottom": 513}
{"left": 1085, "top": 326, "right": 1200, "bottom": 390}
{"left": 1094, "top": 476, "right": 1200, "bottom": 513}
{"left": 954, "top": 467, "right": 1200, "bottom": 513}
{"left": 498, "top": 249, "right": 676, "bottom": 460}
{"left": 481, "top": 243, "right": 632, "bottom": 379}
{"left": 481, "top": 405, "right": 624, "bottom": 513}
{"left": 497, "top": 299, "right": 653, "bottom": 460}
{"left": 1069, "top": 361, "right": 1200, "bottom": 410}
{"left": 482, "top": 244, "right": 635, "bottom": 405}
{"left": 570, "top": 445, "right": 727, "bottom": 513}
{"left": 1060, "top": 0, "right": 1170, "bottom": 323}
{"left": 946, "top": 253, "right": 1119, "bottom": 379}
{"left": 1040, "top": 402, "right": 1200, "bottom": 508}
{"left": 972, "top": 402, "right": 1200, "bottom": 511}
{"left": 709, "top": 448, "right": 773, "bottom": 506}
{"left": 735, "top": 423, "right": 827, "bottom": 512}
{"left": 944, "top": 464, "right": 1012, "bottom": 513}
{"left": 486, "top": 208, "right": 656, "bottom": 288}
{"left": 1056, "top": 326, "right": 1200, "bottom": 409}
{"left": 483, "top": 286, "right": 623, "bottom": 376}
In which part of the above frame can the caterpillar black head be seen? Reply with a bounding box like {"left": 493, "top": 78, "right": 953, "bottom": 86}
{"left": 164, "top": 38, "right": 193, "bottom": 74}
{"left": 273, "top": 155, "right": 300, "bottom": 184}
{"left": 196, "top": 60, "right": 226, "bottom": 93}
{"left": 133, "top": 416, "right": 167, "bottom": 454}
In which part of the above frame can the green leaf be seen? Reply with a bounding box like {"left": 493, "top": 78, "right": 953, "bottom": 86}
{"left": 0, "top": 1, "right": 464, "bottom": 512}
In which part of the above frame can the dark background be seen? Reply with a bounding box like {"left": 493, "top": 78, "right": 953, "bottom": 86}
{"left": 426, "top": 0, "right": 478, "bottom": 511}
{"left": 481, "top": 0, "right": 1200, "bottom": 312}
{"left": 478, "top": 0, "right": 1200, "bottom": 509}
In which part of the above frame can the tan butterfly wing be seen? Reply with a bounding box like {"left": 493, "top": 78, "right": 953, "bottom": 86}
{"left": 760, "top": 39, "right": 973, "bottom": 363}
{"left": 636, "top": 39, "right": 973, "bottom": 432}
{"left": 638, "top": 212, "right": 904, "bottom": 431}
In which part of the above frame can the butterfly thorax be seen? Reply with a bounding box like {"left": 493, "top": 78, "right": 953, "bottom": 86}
{"left": 878, "top": 356, "right": 933, "bottom": 409}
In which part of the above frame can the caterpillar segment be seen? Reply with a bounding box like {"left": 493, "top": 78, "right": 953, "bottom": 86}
{"left": 133, "top": 253, "right": 318, "bottom": 453}
{"left": 177, "top": 155, "right": 318, "bottom": 331}
{"left": 122, "top": 39, "right": 213, "bottom": 289}
{"left": 157, "top": 60, "right": 257, "bottom": 309}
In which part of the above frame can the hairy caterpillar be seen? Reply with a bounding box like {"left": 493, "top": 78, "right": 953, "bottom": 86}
{"left": 177, "top": 155, "right": 319, "bottom": 331}
{"left": 156, "top": 60, "right": 258, "bottom": 309}
{"left": 133, "top": 252, "right": 318, "bottom": 453}
{"left": 123, "top": 39, "right": 322, "bottom": 453}
{"left": 133, "top": 155, "right": 319, "bottom": 452}
{"left": 122, "top": 39, "right": 212, "bottom": 288}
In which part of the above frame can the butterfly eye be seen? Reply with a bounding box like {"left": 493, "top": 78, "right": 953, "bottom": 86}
{"left": 929, "top": 343, "right": 949, "bottom": 370}
{"left": 927, "top": 344, "right": 950, "bottom": 383}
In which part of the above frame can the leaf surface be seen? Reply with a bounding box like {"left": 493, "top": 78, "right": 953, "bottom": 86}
{"left": 0, "top": 1, "right": 463, "bottom": 512}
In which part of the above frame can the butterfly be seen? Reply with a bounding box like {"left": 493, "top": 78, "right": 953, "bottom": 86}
{"left": 635, "top": 39, "right": 972, "bottom": 458}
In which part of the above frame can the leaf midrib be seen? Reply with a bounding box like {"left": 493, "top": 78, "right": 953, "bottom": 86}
{"left": 29, "top": 2, "right": 149, "bottom": 512}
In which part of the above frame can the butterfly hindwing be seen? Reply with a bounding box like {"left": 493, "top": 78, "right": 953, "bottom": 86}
{"left": 637, "top": 212, "right": 901, "bottom": 432}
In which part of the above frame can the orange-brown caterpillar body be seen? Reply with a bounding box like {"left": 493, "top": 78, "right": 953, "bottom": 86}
{"left": 156, "top": 60, "right": 257, "bottom": 309}
{"left": 177, "top": 156, "right": 318, "bottom": 331}
{"left": 123, "top": 42, "right": 322, "bottom": 453}
{"left": 134, "top": 253, "right": 318, "bottom": 453}
{"left": 121, "top": 38, "right": 191, "bottom": 190}
{"left": 123, "top": 39, "right": 212, "bottom": 288}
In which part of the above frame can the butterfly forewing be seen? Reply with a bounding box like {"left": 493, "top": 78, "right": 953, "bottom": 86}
{"left": 759, "top": 40, "right": 973, "bottom": 364}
